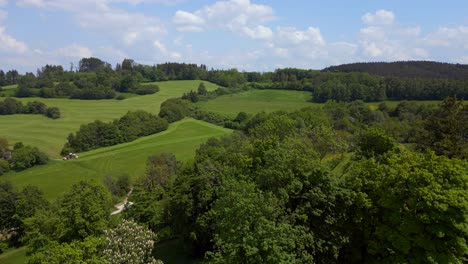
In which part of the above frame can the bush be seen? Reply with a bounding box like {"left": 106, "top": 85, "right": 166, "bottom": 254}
{"left": 135, "top": 84, "right": 159, "bottom": 95}
{"left": 45, "top": 107, "right": 61, "bottom": 119}
{"left": 10, "top": 145, "right": 48, "bottom": 171}
{"left": 0, "top": 159, "right": 9, "bottom": 175}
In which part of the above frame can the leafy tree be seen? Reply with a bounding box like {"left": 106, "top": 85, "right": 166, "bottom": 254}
{"left": 10, "top": 145, "right": 48, "bottom": 171}
{"left": 59, "top": 181, "right": 111, "bottom": 241}
{"left": 416, "top": 97, "right": 468, "bottom": 159}
{"left": 103, "top": 219, "right": 163, "bottom": 264}
{"left": 342, "top": 151, "right": 468, "bottom": 263}
{"left": 197, "top": 82, "right": 207, "bottom": 95}
{"left": 45, "top": 106, "right": 61, "bottom": 119}
{"left": 356, "top": 127, "right": 395, "bottom": 159}
{"left": 28, "top": 237, "right": 106, "bottom": 264}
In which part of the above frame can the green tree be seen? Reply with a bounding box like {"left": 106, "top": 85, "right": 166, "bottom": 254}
{"left": 197, "top": 82, "right": 207, "bottom": 95}
{"left": 59, "top": 181, "right": 111, "bottom": 241}
{"left": 356, "top": 127, "right": 395, "bottom": 159}
{"left": 342, "top": 151, "right": 468, "bottom": 263}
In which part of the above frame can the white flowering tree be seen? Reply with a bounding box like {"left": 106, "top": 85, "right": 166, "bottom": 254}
{"left": 103, "top": 219, "right": 163, "bottom": 264}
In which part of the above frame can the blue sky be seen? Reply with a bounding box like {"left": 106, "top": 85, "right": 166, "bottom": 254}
{"left": 0, "top": 0, "right": 467, "bottom": 72}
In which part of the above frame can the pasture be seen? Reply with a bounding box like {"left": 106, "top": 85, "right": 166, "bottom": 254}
{"left": 0, "top": 80, "right": 218, "bottom": 157}
{"left": 1, "top": 118, "right": 232, "bottom": 200}
{"left": 195, "top": 89, "right": 316, "bottom": 118}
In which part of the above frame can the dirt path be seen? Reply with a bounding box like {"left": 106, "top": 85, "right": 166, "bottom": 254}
{"left": 111, "top": 188, "right": 133, "bottom": 215}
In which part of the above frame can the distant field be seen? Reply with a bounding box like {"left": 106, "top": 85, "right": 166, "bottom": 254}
{"left": 195, "top": 89, "right": 316, "bottom": 118}
{"left": 196, "top": 89, "right": 442, "bottom": 118}
{"left": 0, "top": 80, "right": 218, "bottom": 157}
{"left": 0, "top": 118, "right": 231, "bottom": 200}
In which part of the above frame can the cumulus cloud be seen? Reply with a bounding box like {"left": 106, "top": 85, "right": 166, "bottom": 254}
{"left": 425, "top": 26, "right": 468, "bottom": 48}
{"left": 154, "top": 40, "right": 181, "bottom": 60}
{"left": 173, "top": 0, "right": 275, "bottom": 39}
{"left": 56, "top": 43, "right": 92, "bottom": 58}
{"left": 362, "top": 9, "right": 395, "bottom": 25}
{"left": 0, "top": 27, "right": 28, "bottom": 54}
{"left": 276, "top": 26, "right": 325, "bottom": 46}
{"left": 17, "top": 0, "right": 165, "bottom": 45}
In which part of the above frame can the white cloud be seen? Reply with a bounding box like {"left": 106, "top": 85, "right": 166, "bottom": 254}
{"left": 242, "top": 25, "right": 273, "bottom": 40}
{"left": 276, "top": 26, "right": 325, "bottom": 46}
{"left": 362, "top": 9, "right": 395, "bottom": 26}
{"left": 154, "top": 40, "right": 181, "bottom": 60}
{"left": 0, "top": 0, "right": 7, "bottom": 7}
{"left": 56, "top": 43, "right": 92, "bottom": 58}
{"left": 0, "top": 26, "right": 28, "bottom": 54}
{"left": 17, "top": 0, "right": 165, "bottom": 45}
{"left": 425, "top": 26, "right": 468, "bottom": 48}
{"left": 173, "top": 0, "right": 275, "bottom": 40}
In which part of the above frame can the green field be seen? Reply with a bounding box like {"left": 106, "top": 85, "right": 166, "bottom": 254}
{"left": 0, "top": 247, "right": 27, "bottom": 264}
{"left": 0, "top": 80, "right": 218, "bottom": 157}
{"left": 1, "top": 118, "right": 231, "bottom": 200}
{"left": 195, "top": 89, "right": 316, "bottom": 118}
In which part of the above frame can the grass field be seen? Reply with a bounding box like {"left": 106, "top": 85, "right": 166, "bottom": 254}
{"left": 1, "top": 118, "right": 231, "bottom": 200}
{"left": 0, "top": 247, "right": 27, "bottom": 264}
{"left": 195, "top": 89, "right": 316, "bottom": 118}
{"left": 0, "top": 80, "right": 218, "bottom": 157}
{"left": 196, "top": 89, "right": 442, "bottom": 118}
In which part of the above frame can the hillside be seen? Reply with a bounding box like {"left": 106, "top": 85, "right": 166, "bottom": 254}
{"left": 0, "top": 118, "right": 232, "bottom": 200}
{"left": 322, "top": 61, "right": 468, "bottom": 80}
{"left": 0, "top": 80, "right": 219, "bottom": 157}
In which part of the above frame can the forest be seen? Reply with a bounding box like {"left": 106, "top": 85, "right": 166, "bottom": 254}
{"left": 1, "top": 59, "right": 467, "bottom": 102}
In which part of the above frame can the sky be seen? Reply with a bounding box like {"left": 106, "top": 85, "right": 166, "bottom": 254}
{"left": 0, "top": 0, "right": 467, "bottom": 72}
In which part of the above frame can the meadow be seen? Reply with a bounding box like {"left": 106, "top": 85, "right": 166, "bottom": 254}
{"left": 0, "top": 80, "right": 218, "bottom": 157}
{"left": 195, "top": 89, "right": 316, "bottom": 118}
{"left": 1, "top": 118, "right": 231, "bottom": 200}
{"left": 196, "top": 89, "right": 442, "bottom": 117}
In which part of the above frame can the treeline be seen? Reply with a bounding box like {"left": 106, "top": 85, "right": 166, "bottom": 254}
{"left": 0, "top": 139, "right": 48, "bottom": 175}
{"left": 3, "top": 59, "right": 468, "bottom": 102}
{"left": 120, "top": 97, "right": 468, "bottom": 263}
{"left": 0, "top": 70, "right": 20, "bottom": 86}
{"left": 323, "top": 61, "right": 468, "bottom": 80}
{"left": 62, "top": 110, "right": 168, "bottom": 153}
{"left": 0, "top": 98, "right": 60, "bottom": 119}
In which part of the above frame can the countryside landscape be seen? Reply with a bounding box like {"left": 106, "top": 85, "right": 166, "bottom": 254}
{"left": 1, "top": 1, "right": 468, "bottom": 263}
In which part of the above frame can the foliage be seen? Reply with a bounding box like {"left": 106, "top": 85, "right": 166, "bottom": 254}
{"left": 64, "top": 110, "right": 168, "bottom": 153}
{"left": 27, "top": 237, "right": 106, "bottom": 264}
{"left": 416, "top": 97, "right": 467, "bottom": 159}
{"left": 10, "top": 145, "right": 48, "bottom": 171}
{"left": 103, "top": 219, "right": 163, "bottom": 264}
{"left": 0, "top": 97, "right": 61, "bottom": 119}
{"left": 342, "top": 151, "right": 468, "bottom": 263}
{"left": 103, "top": 174, "right": 131, "bottom": 197}
{"left": 59, "top": 181, "right": 111, "bottom": 241}
{"left": 158, "top": 98, "right": 192, "bottom": 123}
{"left": 356, "top": 127, "right": 395, "bottom": 159}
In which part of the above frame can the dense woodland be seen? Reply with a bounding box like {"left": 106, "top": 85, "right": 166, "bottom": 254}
{"left": 0, "top": 58, "right": 468, "bottom": 263}
{"left": 1, "top": 59, "right": 467, "bottom": 101}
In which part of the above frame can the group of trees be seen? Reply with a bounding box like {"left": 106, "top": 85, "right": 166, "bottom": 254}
{"left": 0, "top": 98, "right": 60, "bottom": 119}
{"left": 4, "top": 59, "right": 467, "bottom": 102}
{"left": 0, "top": 70, "right": 20, "bottom": 87}
{"left": 63, "top": 110, "right": 168, "bottom": 153}
{"left": 0, "top": 138, "right": 48, "bottom": 176}
{"left": 118, "top": 98, "right": 468, "bottom": 263}
{"left": 0, "top": 179, "right": 163, "bottom": 263}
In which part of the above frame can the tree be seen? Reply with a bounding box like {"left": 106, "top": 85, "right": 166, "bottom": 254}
{"left": 417, "top": 97, "right": 468, "bottom": 159}
{"left": 197, "top": 82, "right": 207, "bottom": 95}
{"left": 45, "top": 107, "right": 61, "bottom": 119}
{"left": 356, "top": 127, "right": 395, "bottom": 159}
{"left": 28, "top": 237, "right": 106, "bottom": 264}
{"left": 103, "top": 219, "right": 163, "bottom": 264}
{"left": 342, "top": 151, "right": 468, "bottom": 263}
{"left": 59, "top": 181, "right": 111, "bottom": 241}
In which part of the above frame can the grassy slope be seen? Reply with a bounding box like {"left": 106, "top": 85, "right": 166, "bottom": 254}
{"left": 196, "top": 89, "right": 442, "bottom": 118}
{"left": 195, "top": 89, "right": 316, "bottom": 118}
{"left": 0, "top": 80, "right": 218, "bottom": 157}
{"left": 0, "top": 247, "right": 27, "bottom": 264}
{"left": 1, "top": 118, "right": 231, "bottom": 200}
